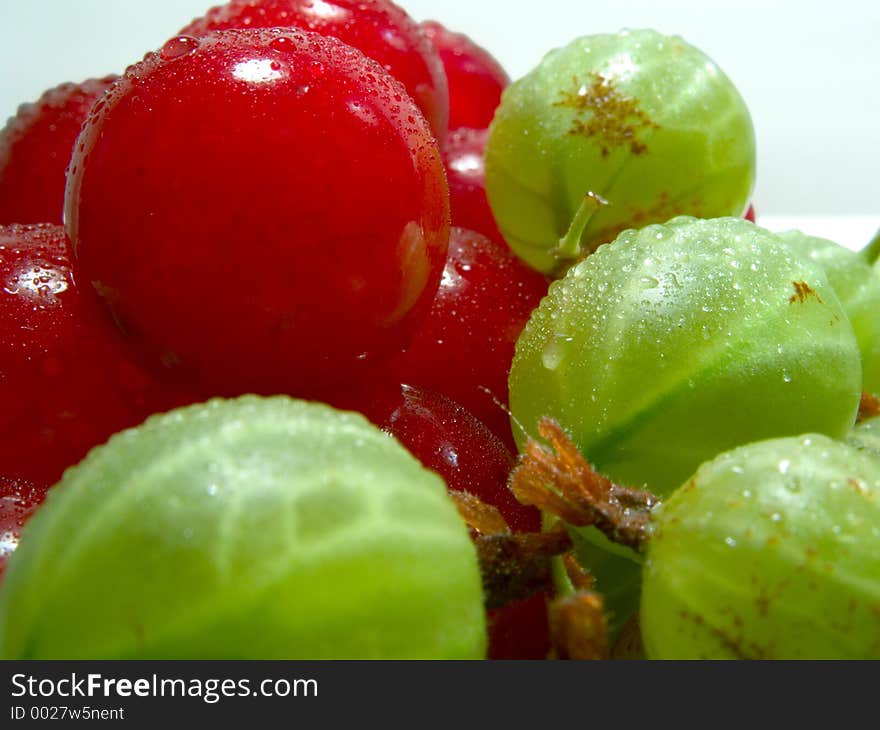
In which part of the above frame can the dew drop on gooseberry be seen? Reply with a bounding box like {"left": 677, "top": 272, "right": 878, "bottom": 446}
{"left": 541, "top": 340, "right": 565, "bottom": 371}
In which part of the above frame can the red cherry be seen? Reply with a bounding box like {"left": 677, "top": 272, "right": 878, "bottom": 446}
{"left": 0, "top": 477, "right": 41, "bottom": 579}
{"left": 420, "top": 20, "right": 509, "bottom": 130}
{"left": 0, "top": 77, "right": 118, "bottom": 225}
{"left": 180, "top": 0, "right": 449, "bottom": 143}
{"left": 379, "top": 227, "right": 547, "bottom": 450}
{"left": 67, "top": 28, "right": 449, "bottom": 396}
{"left": 333, "top": 382, "right": 539, "bottom": 532}
{"left": 0, "top": 224, "right": 194, "bottom": 489}
{"left": 443, "top": 127, "right": 506, "bottom": 245}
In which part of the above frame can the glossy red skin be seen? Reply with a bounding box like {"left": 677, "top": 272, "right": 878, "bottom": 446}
{"left": 745, "top": 203, "right": 756, "bottom": 222}
{"left": 420, "top": 20, "right": 509, "bottom": 131}
{"left": 379, "top": 227, "right": 547, "bottom": 450}
{"left": 180, "top": 0, "right": 449, "bottom": 143}
{"left": 0, "top": 225, "right": 195, "bottom": 489}
{"left": 67, "top": 29, "right": 450, "bottom": 396}
{"left": 442, "top": 127, "right": 506, "bottom": 246}
{"left": 0, "top": 477, "right": 41, "bottom": 579}
{"left": 0, "top": 77, "right": 118, "bottom": 225}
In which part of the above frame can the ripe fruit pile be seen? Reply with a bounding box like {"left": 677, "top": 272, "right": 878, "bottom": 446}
{"left": 0, "top": 0, "right": 877, "bottom": 659}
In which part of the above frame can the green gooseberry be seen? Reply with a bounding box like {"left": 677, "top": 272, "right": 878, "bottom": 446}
{"left": 642, "top": 434, "right": 880, "bottom": 659}
{"left": 485, "top": 29, "right": 755, "bottom": 275}
{"left": 779, "top": 228, "right": 880, "bottom": 393}
{"left": 510, "top": 216, "right": 861, "bottom": 498}
{"left": 0, "top": 396, "right": 486, "bottom": 659}
{"left": 510, "top": 216, "right": 861, "bottom": 632}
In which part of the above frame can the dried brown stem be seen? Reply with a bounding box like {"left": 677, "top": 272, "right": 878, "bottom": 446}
{"left": 450, "top": 490, "right": 511, "bottom": 536}
{"left": 450, "top": 489, "right": 573, "bottom": 608}
{"left": 562, "top": 552, "right": 595, "bottom": 592}
{"left": 475, "top": 527, "right": 572, "bottom": 609}
{"left": 509, "top": 418, "right": 657, "bottom": 552}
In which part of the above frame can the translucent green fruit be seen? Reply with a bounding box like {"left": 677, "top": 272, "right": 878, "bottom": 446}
{"left": 0, "top": 397, "right": 486, "bottom": 659}
{"left": 779, "top": 229, "right": 880, "bottom": 393}
{"left": 486, "top": 29, "right": 755, "bottom": 275}
{"left": 510, "top": 217, "right": 862, "bottom": 498}
{"left": 642, "top": 435, "right": 880, "bottom": 659}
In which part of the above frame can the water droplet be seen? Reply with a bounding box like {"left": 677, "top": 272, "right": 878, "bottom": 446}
{"left": 778, "top": 459, "right": 791, "bottom": 475}
{"left": 160, "top": 36, "right": 200, "bottom": 61}
{"left": 724, "top": 536, "right": 737, "bottom": 548}
{"left": 541, "top": 339, "right": 565, "bottom": 371}
{"left": 269, "top": 36, "right": 297, "bottom": 53}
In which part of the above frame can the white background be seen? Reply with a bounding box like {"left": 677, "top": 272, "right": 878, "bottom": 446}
{"left": 0, "top": 0, "right": 877, "bottom": 232}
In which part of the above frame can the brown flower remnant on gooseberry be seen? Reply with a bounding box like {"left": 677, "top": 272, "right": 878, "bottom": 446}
{"left": 554, "top": 74, "right": 659, "bottom": 158}
{"left": 789, "top": 280, "right": 823, "bottom": 305}
{"left": 548, "top": 554, "right": 609, "bottom": 660}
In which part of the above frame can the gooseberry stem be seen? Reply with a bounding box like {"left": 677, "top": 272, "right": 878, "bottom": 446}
{"left": 450, "top": 489, "right": 572, "bottom": 608}
{"left": 553, "top": 191, "right": 608, "bottom": 263}
{"left": 859, "top": 227, "right": 880, "bottom": 266}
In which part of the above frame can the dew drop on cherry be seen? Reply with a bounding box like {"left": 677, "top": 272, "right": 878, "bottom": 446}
{"left": 160, "top": 35, "right": 200, "bottom": 61}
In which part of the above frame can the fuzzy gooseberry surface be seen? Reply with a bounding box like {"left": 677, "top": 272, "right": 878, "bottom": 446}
{"left": 0, "top": 396, "right": 486, "bottom": 659}
{"left": 641, "top": 435, "right": 880, "bottom": 659}
{"left": 0, "top": 77, "right": 118, "bottom": 226}
{"left": 486, "top": 29, "right": 755, "bottom": 274}
{"left": 510, "top": 216, "right": 861, "bottom": 498}
{"left": 179, "top": 0, "right": 449, "bottom": 142}
{"left": 67, "top": 28, "right": 449, "bottom": 395}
